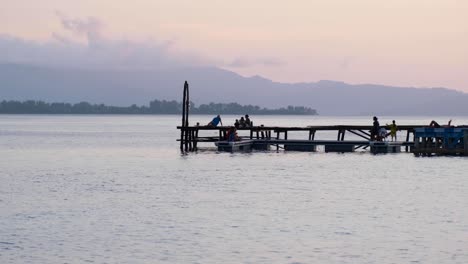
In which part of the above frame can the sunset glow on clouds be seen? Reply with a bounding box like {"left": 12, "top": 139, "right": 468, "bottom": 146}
{"left": 1, "top": 0, "right": 467, "bottom": 91}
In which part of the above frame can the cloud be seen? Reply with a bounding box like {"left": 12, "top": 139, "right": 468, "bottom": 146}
{"left": 227, "top": 57, "right": 285, "bottom": 68}
{"left": 0, "top": 34, "right": 178, "bottom": 70}
{"left": 0, "top": 14, "right": 210, "bottom": 70}
{"left": 0, "top": 14, "right": 284, "bottom": 71}
{"left": 55, "top": 12, "right": 103, "bottom": 48}
{"left": 59, "top": 15, "right": 102, "bottom": 36}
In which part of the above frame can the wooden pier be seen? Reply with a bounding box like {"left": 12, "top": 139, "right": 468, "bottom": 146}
{"left": 178, "top": 124, "right": 419, "bottom": 153}
{"left": 177, "top": 81, "right": 467, "bottom": 155}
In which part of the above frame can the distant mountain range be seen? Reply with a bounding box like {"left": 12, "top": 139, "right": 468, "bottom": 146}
{"left": 1, "top": 63, "right": 467, "bottom": 115}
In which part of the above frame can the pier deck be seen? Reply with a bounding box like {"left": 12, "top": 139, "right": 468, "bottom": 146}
{"left": 176, "top": 81, "right": 467, "bottom": 155}
{"left": 177, "top": 124, "right": 420, "bottom": 153}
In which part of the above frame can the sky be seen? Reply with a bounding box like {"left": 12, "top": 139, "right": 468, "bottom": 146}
{"left": 1, "top": 0, "right": 467, "bottom": 91}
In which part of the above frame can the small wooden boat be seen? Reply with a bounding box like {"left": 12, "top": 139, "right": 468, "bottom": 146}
{"left": 215, "top": 140, "right": 254, "bottom": 152}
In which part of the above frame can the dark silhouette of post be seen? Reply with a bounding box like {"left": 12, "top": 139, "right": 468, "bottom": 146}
{"left": 184, "top": 82, "right": 190, "bottom": 151}
{"left": 180, "top": 81, "right": 190, "bottom": 151}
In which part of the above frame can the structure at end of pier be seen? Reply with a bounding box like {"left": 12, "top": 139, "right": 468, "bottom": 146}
{"left": 412, "top": 128, "right": 468, "bottom": 156}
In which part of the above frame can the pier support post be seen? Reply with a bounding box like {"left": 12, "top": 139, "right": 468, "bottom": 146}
{"left": 180, "top": 129, "right": 184, "bottom": 151}
{"left": 308, "top": 130, "right": 316, "bottom": 140}
{"left": 193, "top": 128, "right": 198, "bottom": 150}
{"left": 405, "top": 130, "right": 410, "bottom": 152}
{"left": 276, "top": 131, "right": 280, "bottom": 151}
{"left": 464, "top": 130, "right": 468, "bottom": 156}
{"left": 337, "top": 130, "right": 345, "bottom": 141}
{"left": 188, "top": 129, "right": 193, "bottom": 151}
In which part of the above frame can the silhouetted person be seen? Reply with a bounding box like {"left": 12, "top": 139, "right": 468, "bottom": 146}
{"left": 234, "top": 119, "right": 240, "bottom": 129}
{"left": 239, "top": 117, "right": 246, "bottom": 128}
{"left": 208, "top": 115, "right": 222, "bottom": 127}
{"left": 371, "top": 116, "right": 380, "bottom": 141}
{"left": 387, "top": 120, "right": 398, "bottom": 141}
{"left": 379, "top": 127, "right": 388, "bottom": 141}
{"left": 429, "top": 119, "right": 452, "bottom": 128}
{"left": 245, "top": 115, "right": 252, "bottom": 127}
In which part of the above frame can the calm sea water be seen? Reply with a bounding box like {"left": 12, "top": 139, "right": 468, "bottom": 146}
{"left": 1, "top": 115, "right": 468, "bottom": 264}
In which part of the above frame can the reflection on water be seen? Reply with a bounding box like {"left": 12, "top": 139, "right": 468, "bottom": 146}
{"left": 1, "top": 115, "right": 468, "bottom": 263}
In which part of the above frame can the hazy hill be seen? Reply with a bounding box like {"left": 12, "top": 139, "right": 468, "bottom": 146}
{"left": 1, "top": 63, "right": 467, "bottom": 115}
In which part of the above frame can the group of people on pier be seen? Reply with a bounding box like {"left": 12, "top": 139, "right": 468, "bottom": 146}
{"left": 371, "top": 117, "right": 454, "bottom": 142}
{"left": 207, "top": 114, "right": 251, "bottom": 142}
{"left": 234, "top": 115, "right": 253, "bottom": 129}
{"left": 208, "top": 114, "right": 455, "bottom": 143}
{"left": 371, "top": 116, "right": 398, "bottom": 142}
{"left": 207, "top": 114, "right": 254, "bottom": 129}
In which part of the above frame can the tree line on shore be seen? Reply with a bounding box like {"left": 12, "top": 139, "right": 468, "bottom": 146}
{"left": 0, "top": 100, "right": 318, "bottom": 115}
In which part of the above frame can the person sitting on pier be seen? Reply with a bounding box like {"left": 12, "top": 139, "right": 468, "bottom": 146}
{"left": 379, "top": 127, "right": 388, "bottom": 141}
{"left": 239, "top": 117, "right": 246, "bottom": 128}
{"left": 226, "top": 127, "right": 239, "bottom": 141}
{"left": 234, "top": 119, "right": 240, "bottom": 129}
{"left": 371, "top": 116, "right": 380, "bottom": 141}
{"left": 429, "top": 119, "right": 452, "bottom": 128}
{"left": 208, "top": 115, "right": 223, "bottom": 127}
{"left": 245, "top": 115, "right": 252, "bottom": 127}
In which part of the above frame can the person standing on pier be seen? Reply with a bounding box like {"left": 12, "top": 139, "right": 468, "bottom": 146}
{"left": 371, "top": 116, "right": 380, "bottom": 141}
{"left": 388, "top": 120, "right": 398, "bottom": 141}
{"left": 208, "top": 115, "right": 223, "bottom": 127}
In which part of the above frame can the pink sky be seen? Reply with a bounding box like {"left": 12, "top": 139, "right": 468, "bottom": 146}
{"left": 1, "top": 0, "right": 467, "bottom": 91}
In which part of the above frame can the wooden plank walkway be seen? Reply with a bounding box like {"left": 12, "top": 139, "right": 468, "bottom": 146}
{"left": 177, "top": 124, "right": 422, "bottom": 153}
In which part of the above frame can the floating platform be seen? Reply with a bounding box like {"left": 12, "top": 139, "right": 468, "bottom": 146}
{"left": 214, "top": 138, "right": 410, "bottom": 153}
{"left": 370, "top": 141, "right": 403, "bottom": 154}
{"left": 325, "top": 144, "right": 355, "bottom": 153}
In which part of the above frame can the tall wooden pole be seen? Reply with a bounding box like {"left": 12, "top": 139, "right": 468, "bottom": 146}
{"left": 184, "top": 81, "right": 190, "bottom": 151}
{"left": 180, "top": 81, "right": 188, "bottom": 151}
{"left": 185, "top": 82, "right": 189, "bottom": 127}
